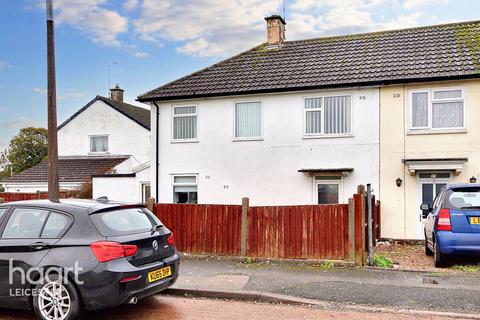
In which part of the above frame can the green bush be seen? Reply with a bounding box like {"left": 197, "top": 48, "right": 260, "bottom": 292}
{"left": 372, "top": 254, "right": 394, "bottom": 268}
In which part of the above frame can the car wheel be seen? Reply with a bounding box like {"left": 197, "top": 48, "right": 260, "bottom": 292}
{"left": 425, "top": 232, "right": 433, "bottom": 256}
{"left": 33, "top": 274, "right": 81, "bottom": 320}
{"left": 434, "top": 240, "right": 447, "bottom": 268}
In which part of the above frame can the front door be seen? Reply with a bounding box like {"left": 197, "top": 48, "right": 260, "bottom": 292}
{"left": 416, "top": 172, "right": 450, "bottom": 239}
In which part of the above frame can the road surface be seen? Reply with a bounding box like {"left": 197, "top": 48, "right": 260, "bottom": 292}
{"left": 0, "top": 295, "right": 461, "bottom": 320}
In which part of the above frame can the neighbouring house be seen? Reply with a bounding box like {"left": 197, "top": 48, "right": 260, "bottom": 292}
{"left": 2, "top": 85, "right": 152, "bottom": 202}
{"left": 139, "top": 16, "right": 480, "bottom": 240}
{"left": 379, "top": 22, "right": 480, "bottom": 240}
{"left": 138, "top": 15, "right": 380, "bottom": 206}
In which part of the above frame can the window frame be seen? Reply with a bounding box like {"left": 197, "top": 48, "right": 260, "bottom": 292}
{"left": 89, "top": 134, "right": 109, "bottom": 153}
{"left": 303, "top": 94, "right": 353, "bottom": 138}
{"left": 313, "top": 176, "right": 343, "bottom": 205}
{"left": 233, "top": 100, "right": 264, "bottom": 141}
{"left": 172, "top": 174, "right": 198, "bottom": 204}
{"left": 141, "top": 182, "right": 151, "bottom": 203}
{"left": 409, "top": 87, "right": 466, "bottom": 131}
{"left": 171, "top": 105, "right": 199, "bottom": 143}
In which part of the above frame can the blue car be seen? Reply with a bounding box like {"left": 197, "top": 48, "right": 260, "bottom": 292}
{"left": 423, "top": 184, "right": 480, "bottom": 267}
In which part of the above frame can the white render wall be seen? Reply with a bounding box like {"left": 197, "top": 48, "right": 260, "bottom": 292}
{"left": 152, "top": 88, "right": 380, "bottom": 205}
{"left": 58, "top": 100, "right": 151, "bottom": 164}
{"left": 92, "top": 166, "right": 150, "bottom": 203}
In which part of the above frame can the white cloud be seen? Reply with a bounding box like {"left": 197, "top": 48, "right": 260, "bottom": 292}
{"left": 133, "top": 51, "right": 150, "bottom": 58}
{"left": 123, "top": 0, "right": 139, "bottom": 11}
{"left": 403, "top": 0, "right": 448, "bottom": 9}
{"left": 51, "top": 0, "right": 128, "bottom": 46}
{"left": 133, "top": 0, "right": 282, "bottom": 57}
{"left": 32, "top": 87, "right": 47, "bottom": 94}
{"left": 0, "top": 60, "right": 13, "bottom": 71}
{"left": 0, "top": 116, "right": 41, "bottom": 129}
{"left": 131, "top": 0, "right": 430, "bottom": 57}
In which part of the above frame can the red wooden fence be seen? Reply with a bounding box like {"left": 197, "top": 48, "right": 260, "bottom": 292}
{"left": 0, "top": 192, "right": 51, "bottom": 202}
{"left": 154, "top": 204, "right": 242, "bottom": 256}
{"left": 247, "top": 205, "right": 349, "bottom": 260}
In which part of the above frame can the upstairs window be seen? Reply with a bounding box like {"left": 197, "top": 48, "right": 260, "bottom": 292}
{"left": 235, "top": 102, "right": 262, "bottom": 139}
{"left": 410, "top": 88, "right": 464, "bottom": 130}
{"left": 173, "top": 106, "right": 197, "bottom": 141}
{"left": 305, "top": 95, "right": 352, "bottom": 136}
{"left": 90, "top": 135, "right": 109, "bottom": 153}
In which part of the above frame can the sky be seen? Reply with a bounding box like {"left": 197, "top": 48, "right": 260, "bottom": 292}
{"left": 0, "top": 0, "right": 479, "bottom": 151}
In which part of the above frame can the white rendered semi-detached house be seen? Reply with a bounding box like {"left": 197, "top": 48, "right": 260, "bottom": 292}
{"left": 138, "top": 15, "right": 380, "bottom": 206}
{"left": 2, "top": 86, "right": 153, "bottom": 203}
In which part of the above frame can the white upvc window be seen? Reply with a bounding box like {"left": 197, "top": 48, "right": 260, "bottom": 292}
{"left": 234, "top": 101, "right": 262, "bottom": 140}
{"left": 304, "top": 95, "right": 352, "bottom": 137}
{"left": 173, "top": 175, "right": 198, "bottom": 204}
{"left": 410, "top": 88, "right": 465, "bottom": 130}
{"left": 172, "top": 106, "right": 197, "bottom": 141}
{"left": 313, "top": 176, "right": 343, "bottom": 204}
{"left": 89, "top": 135, "right": 109, "bottom": 153}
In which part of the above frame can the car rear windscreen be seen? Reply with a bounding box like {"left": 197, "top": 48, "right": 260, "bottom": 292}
{"left": 90, "top": 207, "right": 162, "bottom": 236}
{"left": 447, "top": 188, "right": 480, "bottom": 209}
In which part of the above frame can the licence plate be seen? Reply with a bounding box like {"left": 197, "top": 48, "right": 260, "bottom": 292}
{"left": 148, "top": 266, "right": 172, "bottom": 283}
{"left": 471, "top": 217, "right": 480, "bottom": 224}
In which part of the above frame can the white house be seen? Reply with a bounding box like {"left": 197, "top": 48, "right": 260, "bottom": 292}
{"left": 138, "top": 16, "right": 380, "bottom": 205}
{"left": 2, "top": 86, "right": 152, "bottom": 203}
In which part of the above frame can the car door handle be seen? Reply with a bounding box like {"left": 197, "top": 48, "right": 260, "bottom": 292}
{"left": 29, "top": 242, "right": 50, "bottom": 250}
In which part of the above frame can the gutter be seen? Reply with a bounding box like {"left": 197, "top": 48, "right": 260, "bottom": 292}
{"left": 153, "top": 101, "right": 160, "bottom": 202}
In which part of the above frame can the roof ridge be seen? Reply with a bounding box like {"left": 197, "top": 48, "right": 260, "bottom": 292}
{"left": 285, "top": 19, "right": 480, "bottom": 44}
{"left": 137, "top": 43, "right": 266, "bottom": 101}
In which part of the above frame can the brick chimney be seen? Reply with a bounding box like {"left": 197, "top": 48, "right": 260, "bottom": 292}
{"left": 110, "top": 84, "right": 124, "bottom": 102}
{"left": 265, "top": 15, "right": 286, "bottom": 46}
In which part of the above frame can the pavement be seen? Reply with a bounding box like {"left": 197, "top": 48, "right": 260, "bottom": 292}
{"left": 0, "top": 296, "right": 464, "bottom": 320}
{"left": 167, "top": 258, "right": 480, "bottom": 318}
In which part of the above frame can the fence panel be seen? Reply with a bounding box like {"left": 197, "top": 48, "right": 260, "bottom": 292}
{"left": 247, "top": 204, "right": 349, "bottom": 260}
{"left": 153, "top": 203, "right": 242, "bottom": 256}
{"left": 0, "top": 192, "right": 51, "bottom": 202}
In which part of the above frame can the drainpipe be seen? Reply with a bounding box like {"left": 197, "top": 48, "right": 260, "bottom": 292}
{"left": 153, "top": 101, "right": 160, "bottom": 202}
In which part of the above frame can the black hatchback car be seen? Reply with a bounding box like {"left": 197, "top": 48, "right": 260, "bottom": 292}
{"left": 0, "top": 199, "right": 180, "bottom": 320}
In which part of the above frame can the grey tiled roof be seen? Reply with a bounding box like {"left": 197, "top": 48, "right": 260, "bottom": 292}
{"left": 58, "top": 96, "right": 150, "bottom": 131}
{"left": 2, "top": 156, "right": 130, "bottom": 183}
{"left": 138, "top": 20, "right": 480, "bottom": 102}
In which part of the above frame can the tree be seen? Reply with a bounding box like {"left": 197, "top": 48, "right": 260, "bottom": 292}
{"left": 1, "top": 127, "right": 48, "bottom": 175}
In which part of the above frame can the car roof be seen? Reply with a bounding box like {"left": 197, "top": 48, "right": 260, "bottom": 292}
{"left": 446, "top": 183, "right": 480, "bottom": 190}
{"left": 0, "top": 198, "right": 145, "bottom": 214}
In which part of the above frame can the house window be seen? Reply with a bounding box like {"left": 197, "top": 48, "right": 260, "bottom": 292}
{"left": 410, "top": 88, "right": 464, "bottom": 130}
{"left": 173, "top": 106, "right": 197, "bottom": 141}
{"left": 90, "top": 135, "right": 108, "bottom": 152}
{"left": 305, "top": 95, "right": 351, "bottom": 136}
{"left": 314, "top": 176, "right": 342, "bottom": 204}
{"left": 142, "top": 183, "right": 151, "bottom": 203}
{"left": 173, "top": 175, "right": 198, "bottom": 204}
{"left": 235, "top": 102, "right": 262, "bottom": 139}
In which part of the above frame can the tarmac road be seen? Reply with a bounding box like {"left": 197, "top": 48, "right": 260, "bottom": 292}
{"left": 0, "top": 295, "right": 461, "bottom": 320}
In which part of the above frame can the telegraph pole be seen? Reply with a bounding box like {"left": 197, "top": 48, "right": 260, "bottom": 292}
{"left": 46, "top": 0, "right": 60, "bottom": 202}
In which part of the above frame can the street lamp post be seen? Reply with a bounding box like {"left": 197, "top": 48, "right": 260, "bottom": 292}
{"left": 46, "top": 0, "right": 60, "bottom": 202}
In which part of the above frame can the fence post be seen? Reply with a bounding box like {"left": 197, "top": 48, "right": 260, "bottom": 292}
{"left": 240, "top": 197, "right": 249, "bottom": 257}
{"left": 146, "top": 197, "right": 155, "bottom": 213}
{"left": 348, "top": 197, "right": 355, "bottom": 262}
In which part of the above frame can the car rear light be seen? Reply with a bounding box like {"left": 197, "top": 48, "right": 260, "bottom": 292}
{"left": 437, "top": 208, "right": 452, "bottom": 231}
{"left": 167, "top": 233, "right": 175, "bottom": 246}
{"left": 90, "top": 241, "right": 138, "bottom": 263}
{"left": 120, "top": 275, "right": 142, "bottom": 283}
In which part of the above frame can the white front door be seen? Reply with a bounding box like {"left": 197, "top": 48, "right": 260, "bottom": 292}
{"left": 416, "top": 172, "right": 450, "bottom": 239}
